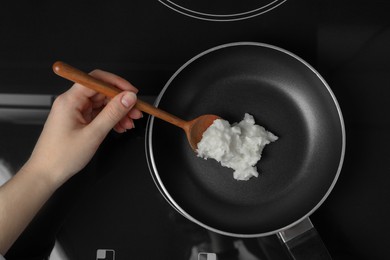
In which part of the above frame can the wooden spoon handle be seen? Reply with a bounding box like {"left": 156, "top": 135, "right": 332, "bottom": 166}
{"left": 52, "top": 61, "right": 187, "bottom": 128}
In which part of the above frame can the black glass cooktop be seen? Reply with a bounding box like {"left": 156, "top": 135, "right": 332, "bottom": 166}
{"left": 1, "top": 1, "right": 390, "bottom": 259}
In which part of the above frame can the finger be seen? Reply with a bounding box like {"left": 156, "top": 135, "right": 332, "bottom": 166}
{"left": 90, "top": 92, "right": 107, "bottom": 103}
{"left": 88, "top": 91, "right": 137, "bottom": 139}
{"left": 119, "top": 116, "right": 135, "bottom": 130}
{"left": 113, "top": 117, "right": 134, "bottom": 133}
{"left": 113, "top": 124, "right": 126, "bottom": 133}
{"left": 89, "top": 69, "right": 139, "bottom": 93}
{"left": 128, "top": 108, "right": 143, "bottom": 119}
{"left": 69, "top": 83, "right": 98, "bottom": 98}
{"left": 68, "top": 69, "right": 138, "bottom": 99}
{"left": 90, "top": 96, "right": 107, "bottom": 110}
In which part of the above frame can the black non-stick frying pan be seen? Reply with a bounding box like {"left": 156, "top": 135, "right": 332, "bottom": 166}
{"left": 146, "top": 42, "right": 345, "bottom": 258}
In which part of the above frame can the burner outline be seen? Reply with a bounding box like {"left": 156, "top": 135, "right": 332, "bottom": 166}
{"left": 158, "top": 0, "right": 287, "bottom": 22}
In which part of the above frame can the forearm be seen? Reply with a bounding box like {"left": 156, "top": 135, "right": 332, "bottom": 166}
{"left": 0, "top": 162, "right": 60, "bottom": 254}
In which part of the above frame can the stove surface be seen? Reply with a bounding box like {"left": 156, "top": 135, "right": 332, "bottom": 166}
{"left": 1, "top": 1, "right": 390, "bottom": 259}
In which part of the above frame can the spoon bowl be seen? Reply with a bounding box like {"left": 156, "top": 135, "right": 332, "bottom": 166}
{"left": 186, "top": 114, "right": 221, "bottom": 150}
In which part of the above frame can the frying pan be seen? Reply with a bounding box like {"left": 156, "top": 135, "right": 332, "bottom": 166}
{"left": 146, "top": 42, "right": 345, "bottom": 258}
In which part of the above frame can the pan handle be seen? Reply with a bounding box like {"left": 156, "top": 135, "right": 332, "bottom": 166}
{"left": 277, "top": 218, "right": 332, "bottom": 260}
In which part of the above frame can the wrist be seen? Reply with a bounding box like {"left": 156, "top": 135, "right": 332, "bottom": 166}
{"left": 21, "top": 158, "right": 67, "bottom": 193}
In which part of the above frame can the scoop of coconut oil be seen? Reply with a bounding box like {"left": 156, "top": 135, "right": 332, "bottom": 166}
{"left": 196, "top": 113, "right": 278, "bottom": 181}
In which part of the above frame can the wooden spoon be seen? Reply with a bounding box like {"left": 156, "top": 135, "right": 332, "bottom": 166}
{"left": 52, "top": 61, "right": 220, "bottom": 151}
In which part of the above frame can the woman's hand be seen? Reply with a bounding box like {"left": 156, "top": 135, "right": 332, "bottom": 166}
{"left": 25, "top": 69, "right": 142, "bottom": 188}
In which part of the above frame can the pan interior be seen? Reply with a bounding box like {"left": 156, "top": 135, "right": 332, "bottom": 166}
{"left": 148, "top": 44, "right": 344, "bottom": 235}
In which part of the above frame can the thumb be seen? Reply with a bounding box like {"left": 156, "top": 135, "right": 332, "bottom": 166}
{"left": 90, "top": 91, "right": 137, "bottom": 138}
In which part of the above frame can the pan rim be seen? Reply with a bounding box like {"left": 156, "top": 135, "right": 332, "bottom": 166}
{"left": 146, "top": 41, "right": 346, "bottom": 237}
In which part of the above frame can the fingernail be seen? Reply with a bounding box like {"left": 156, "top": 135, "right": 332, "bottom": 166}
{"left": 121, "top": 92, "right": 136, "bottom": 108}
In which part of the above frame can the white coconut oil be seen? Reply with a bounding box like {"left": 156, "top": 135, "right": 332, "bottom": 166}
{"left": 196, "top": 113, "right": 278, "bottom": 181}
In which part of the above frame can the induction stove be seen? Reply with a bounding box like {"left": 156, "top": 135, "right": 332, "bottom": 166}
{"left": 1, "top": 1, "right": 390, "bottom": 259}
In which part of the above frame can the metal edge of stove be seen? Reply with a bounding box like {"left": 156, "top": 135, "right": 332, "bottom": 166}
{"left": 0, "top": 93, "right": 54, "bottom": 125}
{"left": 49, "top": 240, "right": 70, "bottom": 260}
